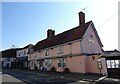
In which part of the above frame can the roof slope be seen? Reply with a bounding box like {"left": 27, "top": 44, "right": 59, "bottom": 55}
{"left": 34, "top": 21, "right": 92, "bottom": 51}
{"left": 2, "top": 48, "right": 21, "bottom": 58}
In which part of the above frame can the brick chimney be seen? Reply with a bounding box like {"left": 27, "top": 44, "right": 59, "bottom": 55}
{"left": 78, "top": 11, "right": 85, "bottom": 27}
{"left": 47, "top": 29, "right": 55, "bottom": 39}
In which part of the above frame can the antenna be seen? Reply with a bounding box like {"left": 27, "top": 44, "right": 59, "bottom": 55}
{"left": 81, "top": 7, "right": 88, "bottom": 13}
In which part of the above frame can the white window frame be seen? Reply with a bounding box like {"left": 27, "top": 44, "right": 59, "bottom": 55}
{"left": 45, "top": 49, "right": 49, "bottom": 56}
{"left": 58, "top": 46, "right": 64, "bottom": 54}
{"left": 45, "top": 59, "right": 51, "bottom": 67}
{"left": 57, "top": 58, "right": 66, "bottom": 68}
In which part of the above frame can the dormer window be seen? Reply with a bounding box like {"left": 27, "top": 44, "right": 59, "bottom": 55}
{"left": 45, "top": 49, "right": 49, "bottom": 56}
{"left": 58, "top": 46, "right": 63, "bottom": 54}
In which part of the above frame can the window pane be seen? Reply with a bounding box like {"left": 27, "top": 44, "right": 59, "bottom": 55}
{"left": 63, "top": 63, "right": 65, "bottom": 67}
{"left": 119, "top": 60, "right": 120, "bottom": 68}
{"left": 111, "top": 60, "right": 115, "bottom": 68}
{"left": 107, "top": 60, "right": 111, "bottom": 68}
{"left": 58, "top": 46, "right": 63, "bottom": 54}
{"left": 115, "top": 60, "right": 119, "bottom": 68}
{"left": 58, "top": 63, "right": 61, "bottom": 67}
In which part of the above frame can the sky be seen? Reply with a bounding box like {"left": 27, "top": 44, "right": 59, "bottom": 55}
{"left": 1, "top": 0, "right": 119, "bottom": 51}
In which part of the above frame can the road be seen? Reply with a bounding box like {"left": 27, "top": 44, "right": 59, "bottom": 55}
{"left": 2, "top": 69, "right": 90, "bottom": 84}
{"left": 2, "top": 68, "right": 120, "bottom": 84}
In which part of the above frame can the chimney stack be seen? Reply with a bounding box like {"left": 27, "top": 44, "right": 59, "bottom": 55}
{"left": 47, "top": 29, "right": 55, "bottom": 39}
{"left": 78, "top": 11, "right": 85, "bottom": 27}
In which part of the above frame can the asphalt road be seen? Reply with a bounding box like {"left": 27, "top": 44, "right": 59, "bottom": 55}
{"left": 2, "top": 68, "right": 120, "bottom": 84}
{"left": 2, "top": 69, "right": 87, "bottom": 84}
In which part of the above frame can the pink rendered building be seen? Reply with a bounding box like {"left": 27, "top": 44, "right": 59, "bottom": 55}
{"left": 28, "top": 11, "right": 108, "bottom": 75}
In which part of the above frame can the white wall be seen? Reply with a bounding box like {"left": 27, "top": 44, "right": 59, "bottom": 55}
{"left": 17, "top": 48, "right": 28, "bottom": 58}
{"left": 81, "top": 22, "right": 102, "bottom": 54}
{"left": 2, "top": 58, "right": 16, "bottom": 67}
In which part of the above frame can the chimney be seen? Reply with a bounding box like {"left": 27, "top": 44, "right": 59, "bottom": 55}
{"left": 47, "top": 29, "right": 55, "bottom": 39}
{"left": 78, "top": 11, "right": 85, "bottom": 27}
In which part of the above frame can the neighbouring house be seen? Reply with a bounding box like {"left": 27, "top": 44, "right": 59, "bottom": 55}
{"left": 28, "top": 11, "right": 106, "bottom": 75}
{"left": 2, "top": 48, "right": 20, "bottom": 68}
{"left": 16, "top": 44, "right": 34, "bottom": 69}
{"left": 100, "top": 49, "right": 120, "bottom": 78}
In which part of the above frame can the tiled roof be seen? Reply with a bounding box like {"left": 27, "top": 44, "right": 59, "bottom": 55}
{"left": 20, "top": 44, "right": 34, "bottom": 50}
{"left": 2, "top": 48, "right": 21, "bottom": 58}
{"left": 103, "top": 49, "right": 120, "bottom": 53}
{"left": 34, "top": 21, "right": 92, "bottom": 51}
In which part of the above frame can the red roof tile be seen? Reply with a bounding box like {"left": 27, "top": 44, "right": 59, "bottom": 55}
{"left": 34, "top": 21, "right": 92, "bottom": 51}
{"left": 2, "top": 48, "right": 21, "bottom": 58}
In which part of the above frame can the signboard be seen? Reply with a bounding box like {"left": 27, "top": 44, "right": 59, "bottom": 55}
{"left": 98, "top": 61, "right": 102, "bottom": 69}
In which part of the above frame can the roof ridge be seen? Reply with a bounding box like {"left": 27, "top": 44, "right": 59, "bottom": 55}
{"left": 34, "top": 21, "right": 92, "bottom": 51}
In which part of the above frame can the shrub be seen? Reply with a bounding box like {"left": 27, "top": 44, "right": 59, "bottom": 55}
{"left": 64, "top": 68, "right": 70, "bottom": 73}
{"left": 50, "top": 66, "right": 56, "bottom": 72}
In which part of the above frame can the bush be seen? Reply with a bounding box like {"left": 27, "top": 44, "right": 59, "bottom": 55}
{"left": 64, "top": 68, "right": 70, "bottom": 73}
{"left": 50, "top": 66, "right": 56, "bottom": 72}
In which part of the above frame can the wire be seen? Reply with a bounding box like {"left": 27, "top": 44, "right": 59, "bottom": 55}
{"left": 81, "top": 10, "right": 120, "bottom": 40}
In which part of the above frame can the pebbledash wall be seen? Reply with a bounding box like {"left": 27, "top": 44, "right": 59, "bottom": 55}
{"left": 28, "top": 11, "right": 107, "bottom": 75}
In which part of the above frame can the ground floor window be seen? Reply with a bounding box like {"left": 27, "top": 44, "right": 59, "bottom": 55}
{"left": 45, "top": 59, "right": 51, "bottom": 67}
{"left": 57, "top": 58, "right": 66, "bottom": 68}
{"left": 107, "top": 60, "right": 120, "bottom": 68}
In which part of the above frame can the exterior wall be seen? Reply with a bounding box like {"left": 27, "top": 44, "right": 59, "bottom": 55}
{"left": 2, "top": 57, "right": 16, "bottom": 67}
{"left": 81, "top": 23, "right": 102, "bottom": 54}
{"left": 87, "top": 55, "right": 107, "bottom": 75}
{"left": 65, "top": 56, "right": 86, "bottom": 73}
{"left": 17, "top": 49, "right": 28, "bottom": 57}
{"left": 28, "top": 52, "right": 40, "bottom": 61}
{"left": 87, "top": 55, "right": 100, "bottom": 74}
{"left": 28, "top": 53, "right": 107, "bottom": 75}
{"left": 100, "top": 58, "right": 108, "bottom": 76}
{"left": 28, "top": 40, "right": 81, "bottom": 62}
{"left": 51, "top": 58, "right": 58, "bottom": 69}
{"left": 17, "top": 48, "right": 29, "bottom": 68}
{"left": 71, "top": 41, "right": 81, "bottom": 54}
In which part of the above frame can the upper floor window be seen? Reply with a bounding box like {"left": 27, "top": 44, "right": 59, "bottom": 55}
{"left": 58, "top": 46, "right": 64, "bottom": 54}
{"left": 45, "top": 49, "right": 49, "bottom": 56}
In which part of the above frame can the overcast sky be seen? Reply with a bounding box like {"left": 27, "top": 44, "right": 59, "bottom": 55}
{"left": 1, "top": 0, "right": 119, "bottom": 51}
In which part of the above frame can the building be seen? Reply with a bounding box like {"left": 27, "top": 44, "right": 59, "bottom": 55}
{"left": 28, "top": 11, "right": 106, "bottom": 75}
{"left": 101, "top": 49, "right": 120, "bottom": 78}
{"left": 2, "top": 48, "right": 20, "bottom": 68}
{"left": 16, "top": 44, "right": 33, "bottom": 69}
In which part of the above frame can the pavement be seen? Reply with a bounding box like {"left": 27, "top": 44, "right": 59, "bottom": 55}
{"left": 2, "top": 68, "right": 120, "bottom": 84}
